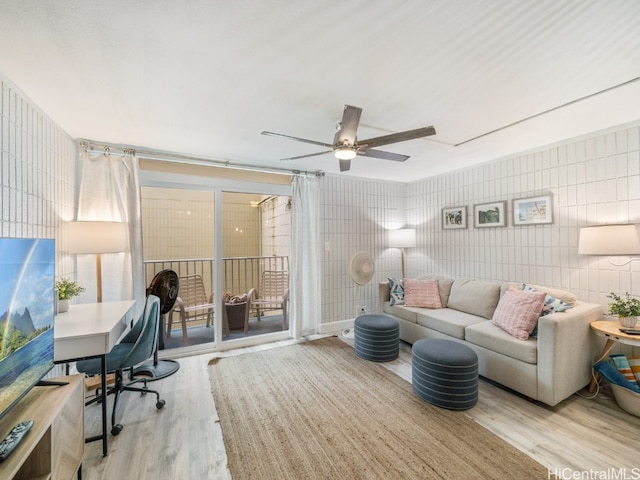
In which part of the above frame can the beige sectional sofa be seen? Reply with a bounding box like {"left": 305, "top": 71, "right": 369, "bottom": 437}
{"left": 379, "top": 276, "right": 603, "bottom": 406}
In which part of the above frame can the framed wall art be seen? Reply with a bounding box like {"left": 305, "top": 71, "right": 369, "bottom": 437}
{"left": 513, "top": 195, "right": 553, "bottom": 225}
{"left": 442, "top": 206, "right": 467, "bottom": 230}
{"left": 473, "top": 201, "right": 506, "bottom": 228}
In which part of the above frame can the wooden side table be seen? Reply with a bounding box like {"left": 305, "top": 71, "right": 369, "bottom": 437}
{"left": 588, "top": 320, "right": 640, "bottom": 393}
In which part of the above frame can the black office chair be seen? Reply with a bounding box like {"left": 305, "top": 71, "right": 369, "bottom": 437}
{"left": 77, "top": 294, "right": 165, "bottom": 435}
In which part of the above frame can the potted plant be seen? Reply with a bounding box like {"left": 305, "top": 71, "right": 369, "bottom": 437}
{"left": 55, "top": 277, "right": 85, "bottom": 313}
{"left": 223, "top": 291, "right": 248, "bottom": 330}
{"left": 606, "top": 292, "right": 640, "bottom": 328}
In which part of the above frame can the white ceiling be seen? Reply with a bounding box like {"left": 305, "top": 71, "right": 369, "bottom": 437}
{"left": 1, "top": 0, "right": 640, "bottom": 182}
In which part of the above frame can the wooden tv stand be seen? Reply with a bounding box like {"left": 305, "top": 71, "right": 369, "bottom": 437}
{"left": 0, "top": 375, "right": 84, "bottom": 480}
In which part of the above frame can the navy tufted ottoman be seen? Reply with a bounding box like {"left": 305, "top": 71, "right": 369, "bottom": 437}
{"left": 354, "top": 314, "right": 399, "bottom": 362}
{"left": 412, "top": 338, "right": 478, "bottom": 410}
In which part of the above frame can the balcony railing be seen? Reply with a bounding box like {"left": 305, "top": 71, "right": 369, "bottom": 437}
{"left": 143, "top": 255, "right": 289, "bottom": 301}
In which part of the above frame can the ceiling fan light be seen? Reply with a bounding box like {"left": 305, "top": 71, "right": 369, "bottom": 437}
{"left": 335, "top": 146, "right": 357, "bottom": 160}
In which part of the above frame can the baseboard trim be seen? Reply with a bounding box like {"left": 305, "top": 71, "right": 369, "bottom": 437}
{"left": 319, "top": 318, "right": 355, "bottom": 335}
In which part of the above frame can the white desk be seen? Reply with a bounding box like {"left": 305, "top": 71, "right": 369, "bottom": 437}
{"left": 54, "top": 301, "right": 135, "bottom": 361}
{"left": 54, "top": 300, "right": 137, "bottom": 456}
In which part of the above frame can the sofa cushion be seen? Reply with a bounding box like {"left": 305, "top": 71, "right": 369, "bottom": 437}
{"left": 404, "top": 278, "right": 442, "bottom": 308}
{"left": 501, "top": 282, "right": 577, "bottom": 307}
{"left": 382, "top": 302, "right": 420, "bottom": 324}
{"left": 447, "top": 278, "right": 501, "bottom": 319}
{"left": 416, "top": 275, "right": 454, "bottom": 307}
{"left": 464, "top": 321, "right": 538, "bottom": 364}
{"left": 521, "top": 283, "right": 573, "bottom": 315}
{"left": 500, "top": 282, "right": 574, "bottom": 337}
{"left": 388, "top": 277, "right": 404, "bottom": 305}
{"left": 417, "top": 308, "right": 486, "bottom": 340}
{"left": 491, "top": 287, "right": 546, "bottom": 340}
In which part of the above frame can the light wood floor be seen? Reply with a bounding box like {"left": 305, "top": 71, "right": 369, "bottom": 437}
{"left": 81, "top": 335, "right": 640, "bottom": 479}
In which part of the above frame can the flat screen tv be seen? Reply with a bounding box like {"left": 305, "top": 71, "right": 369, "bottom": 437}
{"left": 0, "top": 238, "right": 55, "bottom": 420}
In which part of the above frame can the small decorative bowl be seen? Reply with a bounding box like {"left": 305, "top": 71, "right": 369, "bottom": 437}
{"left": 619, "top": 316, "right": 638, "bottom": 328}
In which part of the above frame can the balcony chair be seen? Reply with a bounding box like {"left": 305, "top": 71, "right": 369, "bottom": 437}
{"left": 247, "top": 270, "right": 289, "bottom": 333}
{"left": 76, "top": 294, "right": 165, "bottom": 436}
{"left": 168, "top": 274, "right": 215, "bottom": 346}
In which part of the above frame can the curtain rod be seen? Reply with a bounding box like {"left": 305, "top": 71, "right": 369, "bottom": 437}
{"left": 78, "top": 139, "right": 324, "bottom": 178}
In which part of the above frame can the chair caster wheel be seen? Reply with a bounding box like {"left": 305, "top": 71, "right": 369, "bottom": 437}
{"left": 156, "top": 399, "right": 166, "bottom": 409}
{"left": 111, "top": 424, "right": 123, "bottom": 435}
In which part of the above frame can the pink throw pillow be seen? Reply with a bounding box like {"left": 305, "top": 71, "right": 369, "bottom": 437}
{"left": 491, "top": 287, "right": 546, "bottom": 340}
{"left": 404, "top": 279, "right": 442, "bottom": 309}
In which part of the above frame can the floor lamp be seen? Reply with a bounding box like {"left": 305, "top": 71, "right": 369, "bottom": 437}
{"left": 388, "top": 228, "right": 416, "bottom": 278}
{"left": 67, "top": 221, "right": 128, "bottom": 302}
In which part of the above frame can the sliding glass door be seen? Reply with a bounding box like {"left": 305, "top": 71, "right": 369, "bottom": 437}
{"left": 139, "top": 167, "right": 292, "bottom": 353}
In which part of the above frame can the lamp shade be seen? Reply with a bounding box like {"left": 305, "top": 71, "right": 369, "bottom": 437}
{"left": 578, "top": 224, "right": 640, "bottom": 255}
{"left": 67, "top": 221, "right": 128, "bottom": 254}
{"left": 388, "top": 228, "right": 416, "bottom": 248}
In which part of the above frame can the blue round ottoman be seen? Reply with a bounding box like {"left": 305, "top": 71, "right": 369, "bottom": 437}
{"left": 354, "top": 314, "right": 399, "bottom": 362}
{"left": 412, "top": 338, "right": 478, "bottom": 410}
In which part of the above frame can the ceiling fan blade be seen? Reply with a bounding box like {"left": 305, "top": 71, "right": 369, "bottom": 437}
{"left": 280, "top": 150, "right": 332, "bottom": 161}
{"left": 335, "top": 105, "right": 362, "bottom": 146}
{"left": 262, "top": 131, "right": 333, "bottom": 148}
{"left": 339, "top": 159, "right": 351, "bottom": 172}
{"left": 359, "top": 149, "right": 409, "bottom": 162}
{"left": 357, "top": 126, "right": 436, "bottom": 149}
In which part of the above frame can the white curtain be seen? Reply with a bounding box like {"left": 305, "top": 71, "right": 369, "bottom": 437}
{"left": 76, "top": 152, "right": 145, "bottom": 311}
{"left": 290, "top": 174, "right": 321, "bottom": 337}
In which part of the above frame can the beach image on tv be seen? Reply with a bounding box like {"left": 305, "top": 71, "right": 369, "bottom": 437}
{"left": 0, "top": 238, "right": 55, "bottom": 418}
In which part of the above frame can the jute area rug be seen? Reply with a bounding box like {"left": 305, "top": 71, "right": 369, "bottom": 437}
{"left": 208, "top": 336, "right": 547, "bottom": 479}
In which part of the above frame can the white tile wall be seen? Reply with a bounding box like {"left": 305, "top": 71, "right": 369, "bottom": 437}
{"left": 320, "top": 122, "right": 640, "bottom": 327}
{"left": 141, "top": 186, "right": 215, "bottom": 260}
{"left": 222, "top": 193, "right": 260, "bottom": 258}
{"left": 260, "top": 195, "right": 291, "bottom": 258}
{"left": 320, "top": 175, "right": 408, "bottom": 322}
{"left": 141, "top": 188, "right": 292, "bottom": 261}
{"left": 0, "top": 74, "right": 77, "bottom": 278}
